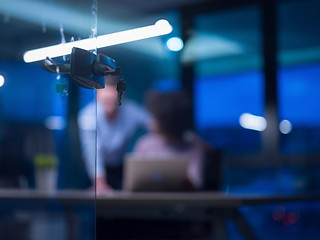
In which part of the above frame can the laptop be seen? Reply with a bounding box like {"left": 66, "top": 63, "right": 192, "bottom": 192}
{"left": 123, "top": 154, "right": 190, "bottom": 192}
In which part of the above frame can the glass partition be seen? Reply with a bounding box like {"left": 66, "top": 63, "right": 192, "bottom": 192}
{"left": 277, "top": 0, "right": 320, "bottom": 199}
{"left": 2, "top": 1, "right": 320, "bottom": 240}
{"left": 192, "top": 6, "right": 264, "bottom": 192}
{"left": 189, "top": 2, "right": 320, "bottom": 239}
{"left": 0, "top": 0, "right": 98, "bottom": 239}
{"left": 278, "top": 0, "right": 320, "bottom": 157}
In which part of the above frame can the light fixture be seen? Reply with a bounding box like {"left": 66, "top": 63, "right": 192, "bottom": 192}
{"left": 24, "top": 19, "right": 173, "bottom": 63}
{"left": 166, "top": 37, "right": 184, "bottom": 51}
{"left": 0, "top": 75, "right": 5, "bottom": 87}
{"left": 239, "top": 113, "right": 267, "bottom": 132}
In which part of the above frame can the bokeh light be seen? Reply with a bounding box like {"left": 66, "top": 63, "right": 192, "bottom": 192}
{"left": 279, "top": 119, "right": 292, "bottom": 134}
{"left": 239, "top": 113, "right": 267, "bottom": 131}
{"left": 272, "top": 206, "right": 286, "bottom": 221}
{"left": 287, "top": 212, "right": 298, "bottom": 225}
{"left": 0, "top": 75, "right": 5, "bottom": 87}
{"left": 166, "top": 37, "right": 184, "bottom": 51}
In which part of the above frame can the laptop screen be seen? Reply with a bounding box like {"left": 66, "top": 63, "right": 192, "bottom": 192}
{"left": 123, "top": 154, "right": 191, "bottom": 192}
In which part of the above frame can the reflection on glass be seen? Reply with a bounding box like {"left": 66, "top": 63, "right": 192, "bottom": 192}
{"left": 0, "top": 0, "right": 97, "bottom": 239}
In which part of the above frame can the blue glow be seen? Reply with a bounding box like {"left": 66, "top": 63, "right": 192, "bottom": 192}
{"left": 166, "top": 37, "right": 184, "bottom": 51}
{"left": 0, "top": 61, "right": 62, "bottom": 123}
{"left": 279, "top": 63, "right": 320, "bottom": 126}
{"left": 195, "top": 70, "right": 264, "bottom": 128}
{"left": 151, "top": 78, "right": 181, "bottom": 92}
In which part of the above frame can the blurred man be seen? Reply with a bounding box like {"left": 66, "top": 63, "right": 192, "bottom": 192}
{"left": 79, "top": 76, "right": 151, "bottom": 191}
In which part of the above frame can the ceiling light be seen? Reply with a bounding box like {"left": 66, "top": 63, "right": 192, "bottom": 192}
{"left": 24, "top": 19, "right": 173, "bottom": 63}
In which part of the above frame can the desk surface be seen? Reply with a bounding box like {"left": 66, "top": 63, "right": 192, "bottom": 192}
{"left": 0, "top": 189, "right": 319, "bottom": 207}
{"left": 1, "top": 190, "right": 318, "bottom": 240}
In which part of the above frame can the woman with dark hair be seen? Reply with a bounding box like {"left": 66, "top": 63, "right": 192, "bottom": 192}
{"left": 133, "top": 90, "right": 206, "bottom": 189}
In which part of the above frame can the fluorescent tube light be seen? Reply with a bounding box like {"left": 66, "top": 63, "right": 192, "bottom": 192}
{"left": 24, "top": 19, "right": 172, "bottom": 63}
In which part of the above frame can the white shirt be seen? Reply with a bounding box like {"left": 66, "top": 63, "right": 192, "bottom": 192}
{"left": 78, "top": 100, "right": 150, "bottom": 178}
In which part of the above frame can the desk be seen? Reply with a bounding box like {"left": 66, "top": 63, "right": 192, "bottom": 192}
{"left": 0, "top": 190, "right": 95, "bottom": 240}
{"left": 0, "top": 190, "right": 319, "bottom": 240}
{"left": 95, "top": 192, "right": 320, "bottom": 240}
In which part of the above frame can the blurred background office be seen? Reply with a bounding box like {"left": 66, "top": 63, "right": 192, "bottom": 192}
{"left": 1, "top": 0, "right": 320, "bottom": 239}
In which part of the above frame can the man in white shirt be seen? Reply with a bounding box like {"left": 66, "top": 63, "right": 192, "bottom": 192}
{"left": 78, "top": 76, "right": 151, "bottom": 191}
